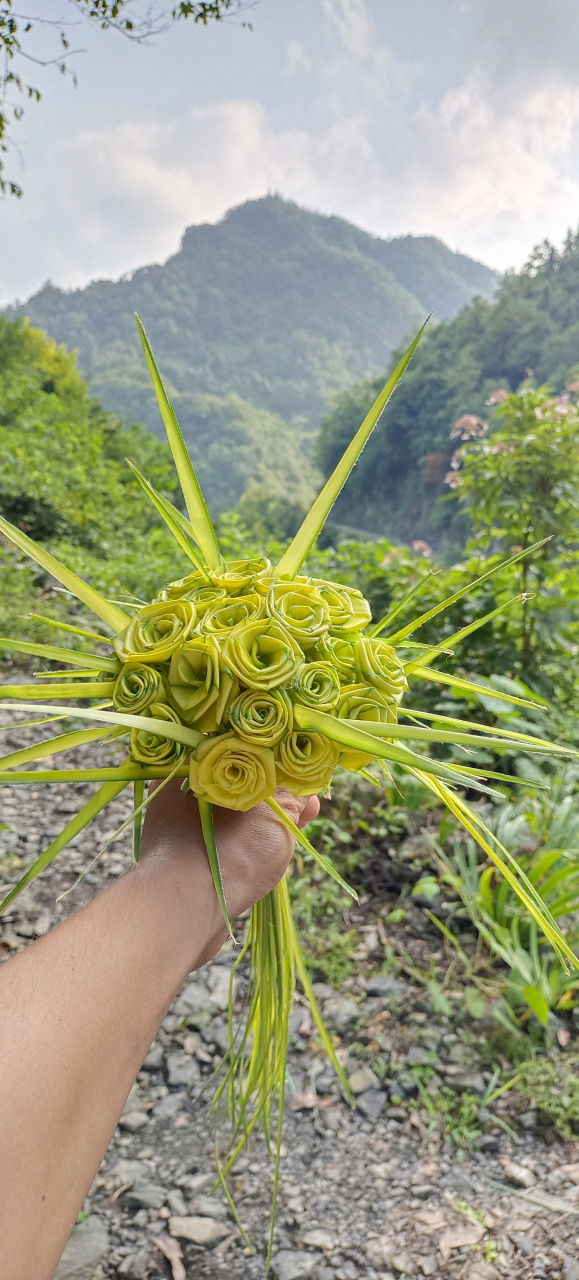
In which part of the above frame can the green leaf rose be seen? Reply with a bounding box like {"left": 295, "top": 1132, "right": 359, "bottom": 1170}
{"left": 114, "top": 600, "right": 196, "bottom": 665}
{"left": 190, "top": 731, "right": 277, "bottom": 811}
{"left": 275, "top": 730, "right": 340, "bottom": 796}
{"left": 228, "top": 688, "right": 293, "bottom": 747}
{"left": 354, "top": 637, "right": 407, "bottom": 702}
{"left": 168, "top": 635, "right": 237, "bottom": 732}
{"left": 266, "top": 582, "right": 329, "bottom": 649}
{"left": 129, "top": 702, "right": 186, "bottom": 767}
{"left": 222, "top": 618, "right": 303, "bottom": 691}
{"left": 113, "top": 663, "right": 166, "bottom": 714}
{"left": 291, "top": 661, "right": 340, "bottom": 710}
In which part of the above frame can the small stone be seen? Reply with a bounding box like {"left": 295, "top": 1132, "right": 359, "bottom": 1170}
{"left": 206, "top": 966, "right": 237, "bottom": 1010}
{"left": 169, "top": 1215, "right": 231, "bottom": 1246}
{"left": 410, "top": 1184, "right": 437, "bottom": 1200}
{"left": 468, "top": 1265, "right": 498, "bottom": 1280}
{"left": 406, "top": 1047, "right": 430, "bottom": 1066}
{"left": 563, "top": 1258, "right": 579, "bottom": 1280}
{"left": 189, "top": 1193, "right": 228, "bottom": 1220}
{"left": 166, "top": 1050, "right": 201, "bottom": 1089}
{"left": 53, "top": 1216, "right": 110, "bottom": 1279}
{"left": 154, "top": 1092, "right": 186, "bottom": 1120}
{"left": 503, "top": 1162, "right": 537, "bottom": 1189}
{"left": 508, "top": 1231, "right": 535, "bottom": 1257}
{"left": 356, "top": 1089, "right": 386, "bottom": 1121}
{"left": 118, "top": 1111, "right": 149, "bottom": 1132}
{"left": 173, "top": 980, "right": 213, "bottom": 1017}
{"left": 477, "top": 1134, "right": 501, "bottom": 1153}
{"left": 311, "top": 983, "right": 335, "bottom": 1000}
{"left": 392, "top": 1255, "right": 416, "bottom": 1275}
{"left": 125, "top": 1183, "right": 166, "bottom": 1210}
{"left": 445, "top": 1071, "right": 486, "bottom": 1095}
{"left": 166, "top": 1189, "right": 188, "bottom": 1216}
{"left": 109, "top": 1158, "right": 149, "bottom": 1186}
{"left": 519, "top": 1109, "right": 539, "bottom": 1130}
{"left": 270, "top": 1250, "right": 318, "bottom": 1280}
{"left": 365, "top": 1238, "right": 395, "bottom": 1268}
{"left": 324, "top": 997, "right": 360, "bottom": 1034}
{"left": 420, "top": 1257, "right": 437, "bottom": 1277}
{"left": 335, "top": 1264, "right": 358, "bottom": 1280}
{"left": 183, "top": 1172, "right": 214, "bottom": 1195}
{"left": 118, "top": 1247, "right": 150, "bottom": 1278}
{"left": 302, "top": 1228, "right": 335, "bottom": 1250}
{"left": 142, "top": 1042, "right": 164, "bottom": 1071}
{"left": 364, "top": 975, "right": 404, "bottom": 997}
{"left": 348, "top": 1066, "right": 380, "bottom": 1094}
{"left": 207, "top": 1021, "right": 232, "bottom": 1056}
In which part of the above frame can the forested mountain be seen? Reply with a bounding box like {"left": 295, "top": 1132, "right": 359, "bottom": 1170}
{"left": 10, "top": 196, "right": 496, "bottom": 438}
{"left": 317, "top": 234, "right": 579, "bottom": 549}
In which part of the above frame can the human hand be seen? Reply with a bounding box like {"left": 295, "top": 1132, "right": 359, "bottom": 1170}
{"left": 140, "top": 782, "right": 320, "bottom": 925}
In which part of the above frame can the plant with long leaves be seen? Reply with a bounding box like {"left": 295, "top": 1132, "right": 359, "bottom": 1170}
{"left": 0, "top": 314, "right": 577, "bottom": 1262}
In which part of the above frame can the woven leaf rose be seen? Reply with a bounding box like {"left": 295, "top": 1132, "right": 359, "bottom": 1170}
{"left": 190, "top": 731, "right": 277, "bottom": 811}
{"left": 1, "top": 315, "right": 576, "bottom": 1266}
{"left": 130, "top": 702, "right": 186, "bottom": 767}
{"left": 266, "top": 581, "right": 329, "bottom": 648}
{"left": 291, "top": 661, "right": 340, "bottom": 710}
{"left": 114, "top": 599, "right": 196, "bottom": 664}
{"left": 113, "top": 663, "right": 166, "bottom": 714}
{"left": 167, "top": 635, "right": 237, "bottom": 732}
{"left": 275, "top": 729, "right": 341, "bottom": 796}
{"left": 228, "top": 688, "right": 293, "bottom": 747}
{"left": 337, "top": 682, "right": 396, "bottom": 769}
{"left": 222, "top": 617, "right": 303, "bottom": 690}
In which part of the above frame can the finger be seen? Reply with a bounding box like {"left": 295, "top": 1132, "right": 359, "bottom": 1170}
{"left": 297, "top": 795, "right": 320, "bottom": 828}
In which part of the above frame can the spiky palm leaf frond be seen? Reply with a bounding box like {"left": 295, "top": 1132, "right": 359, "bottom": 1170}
{"left": 1, "top": 315, "right": 576, "bottom": 1259}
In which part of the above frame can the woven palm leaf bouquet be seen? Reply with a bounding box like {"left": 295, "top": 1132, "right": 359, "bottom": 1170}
{"left": 0, "top": 317, "right": 577, "bottom": 1256}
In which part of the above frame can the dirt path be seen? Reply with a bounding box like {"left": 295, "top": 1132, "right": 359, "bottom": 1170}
{"left": 1, "top": 712, "right": 579, "bottom": 1280}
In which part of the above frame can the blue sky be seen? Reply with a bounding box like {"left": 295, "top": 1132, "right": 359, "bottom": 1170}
{"left": 2, "top": 0, "right": 579, "bottom": 304}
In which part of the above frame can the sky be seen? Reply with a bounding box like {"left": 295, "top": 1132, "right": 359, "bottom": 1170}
{"left": 2, "top": 0, "right": 579, "bottom": 305}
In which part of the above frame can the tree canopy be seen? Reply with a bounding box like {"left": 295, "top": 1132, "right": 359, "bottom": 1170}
{"left": 316, "top": 231, "right": 579, "bottom": 549}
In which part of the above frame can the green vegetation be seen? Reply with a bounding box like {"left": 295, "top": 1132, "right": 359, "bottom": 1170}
{"left": 4, "top": 278, "right": 579, "bottom": 1149}
{"left": 317, "top": 231, "right": 579, "bottom": 545}
{"left": 10, "top": 196, "right": 496, "bottom": 431}
{"left": 517, "top": 1055, "right": 579, "bottom": 1138}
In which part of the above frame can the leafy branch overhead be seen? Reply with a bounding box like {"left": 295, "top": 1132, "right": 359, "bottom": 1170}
{"left": 0, "top": 0, "right": 255, "bottom": 195}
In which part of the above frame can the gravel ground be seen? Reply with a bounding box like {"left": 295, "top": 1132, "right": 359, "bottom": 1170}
{"left": 2, "top": 707, "right": 579, "bottom": 1280}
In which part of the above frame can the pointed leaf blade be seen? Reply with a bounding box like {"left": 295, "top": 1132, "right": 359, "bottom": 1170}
{"left": 0, "top": 725, "right": 117, "bottom": 772}
{"left": 0, "top": 701, "right": 203, "bottom": 749}
{"left": 0, "top": 781, "right": 128, "bottom": 914}
{"left": 409, "top": 666, "right": 543, "bottom": 709}
{"left": 0, "top": 683, "right": 116, "bottom": 700}
{"left": 135, "top": 314, "right": 222, "bottom": 569}
{"left": 0, "top": 636, "right": 117, "bottom": 671}
{"left": 276, "top": 321, "right": 428, "bottom": 577}
{"left": 388, "top": 539, "right": 550, "bottom": 643}
{"left": 292, "top": 704, "right": 495, "bottom": 792}
{"left": 0, "top": 513, "right": 129, "bottom": 632}
{"left": 266, "top": 797, "right": 357, "bottom": 899}
{"left": 198, "top": 798, "right": 232, "bottom": 937}
{"left": 126, "top": 461, "right": 210, "bottom": 578}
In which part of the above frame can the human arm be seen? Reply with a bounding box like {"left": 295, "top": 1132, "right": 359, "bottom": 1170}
{"left": 0, "top": 784, "right": 319, "bottom": 1280}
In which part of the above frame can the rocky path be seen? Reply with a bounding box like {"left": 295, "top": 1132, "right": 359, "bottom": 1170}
{"left": 1, "top": 710, "right": 579, "bottom": 1280}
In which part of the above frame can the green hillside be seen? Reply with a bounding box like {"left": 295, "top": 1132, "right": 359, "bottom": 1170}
{"left": 317, "top": 232, "right": 579, "bottom": 548}
{"left": 10, "top": 196, "right": 496, "bottom": 439}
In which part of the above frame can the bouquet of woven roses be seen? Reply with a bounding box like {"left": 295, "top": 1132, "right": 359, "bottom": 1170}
{"left": 0, "top": 317, "right": 575, "bottom": 1256}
